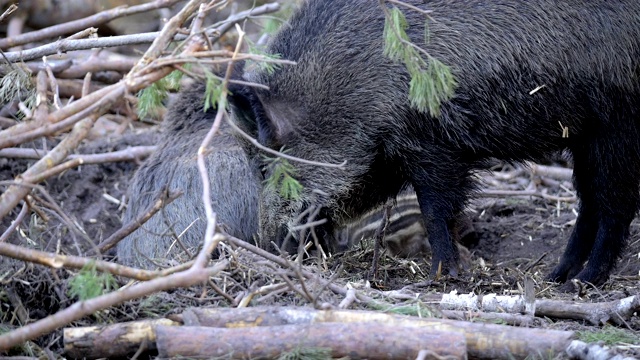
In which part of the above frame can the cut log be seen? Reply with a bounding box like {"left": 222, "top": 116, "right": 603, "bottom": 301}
{"left": 63, "top": 318, "right": 179, "bottom": 359}
{"left": 535, "top": 295, "right": 640, "bottom": 326}
{"left": 155, "top": 323, "right": 468, "bottom": 360}
{"left": 440, "top": 292, "right": 640, "bottom": 326}
{"left": 439, "top": 309, "right": 537, "bottom": 327}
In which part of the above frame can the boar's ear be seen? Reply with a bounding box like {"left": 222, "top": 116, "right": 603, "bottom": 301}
{"left": 228, "top": 87, "right": 291, "bottom": 149}
{"left": 227, "top": 61, "right": 291, "bottom": 148}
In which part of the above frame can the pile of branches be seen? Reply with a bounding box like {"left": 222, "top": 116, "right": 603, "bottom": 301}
{"left": 0, "top": 1, "right": 638, "bottom": 359}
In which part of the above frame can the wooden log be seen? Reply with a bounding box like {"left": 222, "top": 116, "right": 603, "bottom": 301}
{"left": 440, "top": 292, "right": 640, "bottom": 326}
{"left": 535, "top": 295, "right": 640, "bottom": 326}
{"left": 439, "top": 309, "right": 537, "bottom": 327}
{"left": 63, "top": 318, "right": 179, "bottom": 359}
{"left": 179, "top": 307, "right": 574, "bottom": 359}
{"left": 155, "top": 323, "right": 468, "bottom": 360}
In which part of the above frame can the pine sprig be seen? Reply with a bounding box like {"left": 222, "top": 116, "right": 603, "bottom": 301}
{"left": 247, "top": 40, "right": 283, "bottom": 75}
{"left": 68, "top": 262, "right": 117, "bottom": 301}
{"left": 203, "top": 68, "right": 223, "bottom": 113}
{"left": 136, "top": 69, "right": 185, "bottom": 120}
{"left": 263, "top": 154, "right": 303, "bottom": 201}
{"left": 382, "top": 6, "right": 456, "bottom": 117}
{"left": 0, "top": 66, "right": 36, "bottom": 117}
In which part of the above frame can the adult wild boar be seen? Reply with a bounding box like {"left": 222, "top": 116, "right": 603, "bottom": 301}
{"left": 229, "top": 0, "right": 640, "bottom": 287}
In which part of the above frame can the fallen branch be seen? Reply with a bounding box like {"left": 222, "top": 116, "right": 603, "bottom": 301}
{"left": 526, "top": 161, "right": 573, "bottom": 181}
{"left": 179, "top": 307, "right": 574, "bottom": 359}
{"left": 0, "top": 241, "right": 172, "bottom": 281}
{"left": 440, "top": 291, "right": 640, "bottom": 326}
{"left": 0, "top": 0, "right": 184, "bottom": 50}
{"left": 1, "top": 31, "right": 210, "bottom": 63}
{"left": 0, "top": 146, "right": 155, "bottom": 163}
{"left": 535, "top": 295, "right": 640, "bottom": 326}
{"left": 439, "top": 310, "right": 537, "bottom": 327}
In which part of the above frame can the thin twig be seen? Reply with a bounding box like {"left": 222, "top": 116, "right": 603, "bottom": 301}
{"left": 193, "top": 19, "right": 242, "bottom": 270}
{"left": 0, "top": 4, "right": 18, "bottom": 24}
{"left": 95, "top": 190, "right": 183, "bottom": 253}
{"left": 0, "top": 201, "right": 29, "bottom": 243}
{"left": 3, "top": 33, "right": 183, "bottom": 63}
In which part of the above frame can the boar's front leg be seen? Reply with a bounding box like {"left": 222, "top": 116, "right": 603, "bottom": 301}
{"left": 408, "top": 160, "right": 475, "bottom": 278}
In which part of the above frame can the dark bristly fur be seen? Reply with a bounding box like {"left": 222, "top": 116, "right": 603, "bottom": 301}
{"left": 230, "top": 0, "right": 640, "bottom": 286}
{"left": 117, "top": 82, "right": 262, "bottom": 269}
{"left": 118, "top": 80, "right": 449, "bottom": 269}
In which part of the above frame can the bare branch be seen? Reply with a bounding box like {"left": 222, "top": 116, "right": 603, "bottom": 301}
{"left": 95, "top": 190, "right": 183, "bottom": 254}
{"left": 0, "top": 241, "right": 171, "bottom": 281}
{"left": 0, "top": 0, "right": 185, "bottom": 49}
{"left": 0, "top": 201, "right": 28, "bottom": 243}
{"left": 0, "top": 4, "right": 18, "bottom": 24}
{"left": 0, "top": 146, "right": 156, "bottom": 162}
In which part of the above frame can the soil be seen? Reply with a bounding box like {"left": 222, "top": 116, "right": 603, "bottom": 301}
{"left": 1, "top": 126, "right": 639, "bottom": 359}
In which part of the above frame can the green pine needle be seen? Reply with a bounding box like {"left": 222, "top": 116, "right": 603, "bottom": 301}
{"left": 383, "top": 7, "right": 410, "bottom": 62}
{"left": 203, "top": 69, "right": 223, "bottom": 113}
{"left": 137, "top": 81, "right": 166, "bottom": 120}
{"left": 246, "top": 40, "right": 283, "bottom": 75}
{"left": 382, "top": 5, "right": 457, "bottom": 117}
{"left": 136, "top": 69, "right": 187, "bottom": 120}
{"left": 0, "top": 66, "right": 36, "bottom": 117}
{"left": 263, "top": 155, "right": 303, "bottom": 201}
{"left": 163, "top": 68, "right": 186, "bottom": 91}
{"left": 68, "top": 262, "right": 117, "bottom": 301}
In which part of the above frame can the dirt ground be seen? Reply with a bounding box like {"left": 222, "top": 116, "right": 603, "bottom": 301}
{"left": 1, "top": 125, "right": 639, "bottom": 358}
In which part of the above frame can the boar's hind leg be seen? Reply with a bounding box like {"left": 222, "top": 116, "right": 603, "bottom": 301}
{"left": 546, "top": 146, "right": 600, "bottom": 283}
{"left": 550, "top": 123, "right": 640, "bottom": 286}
